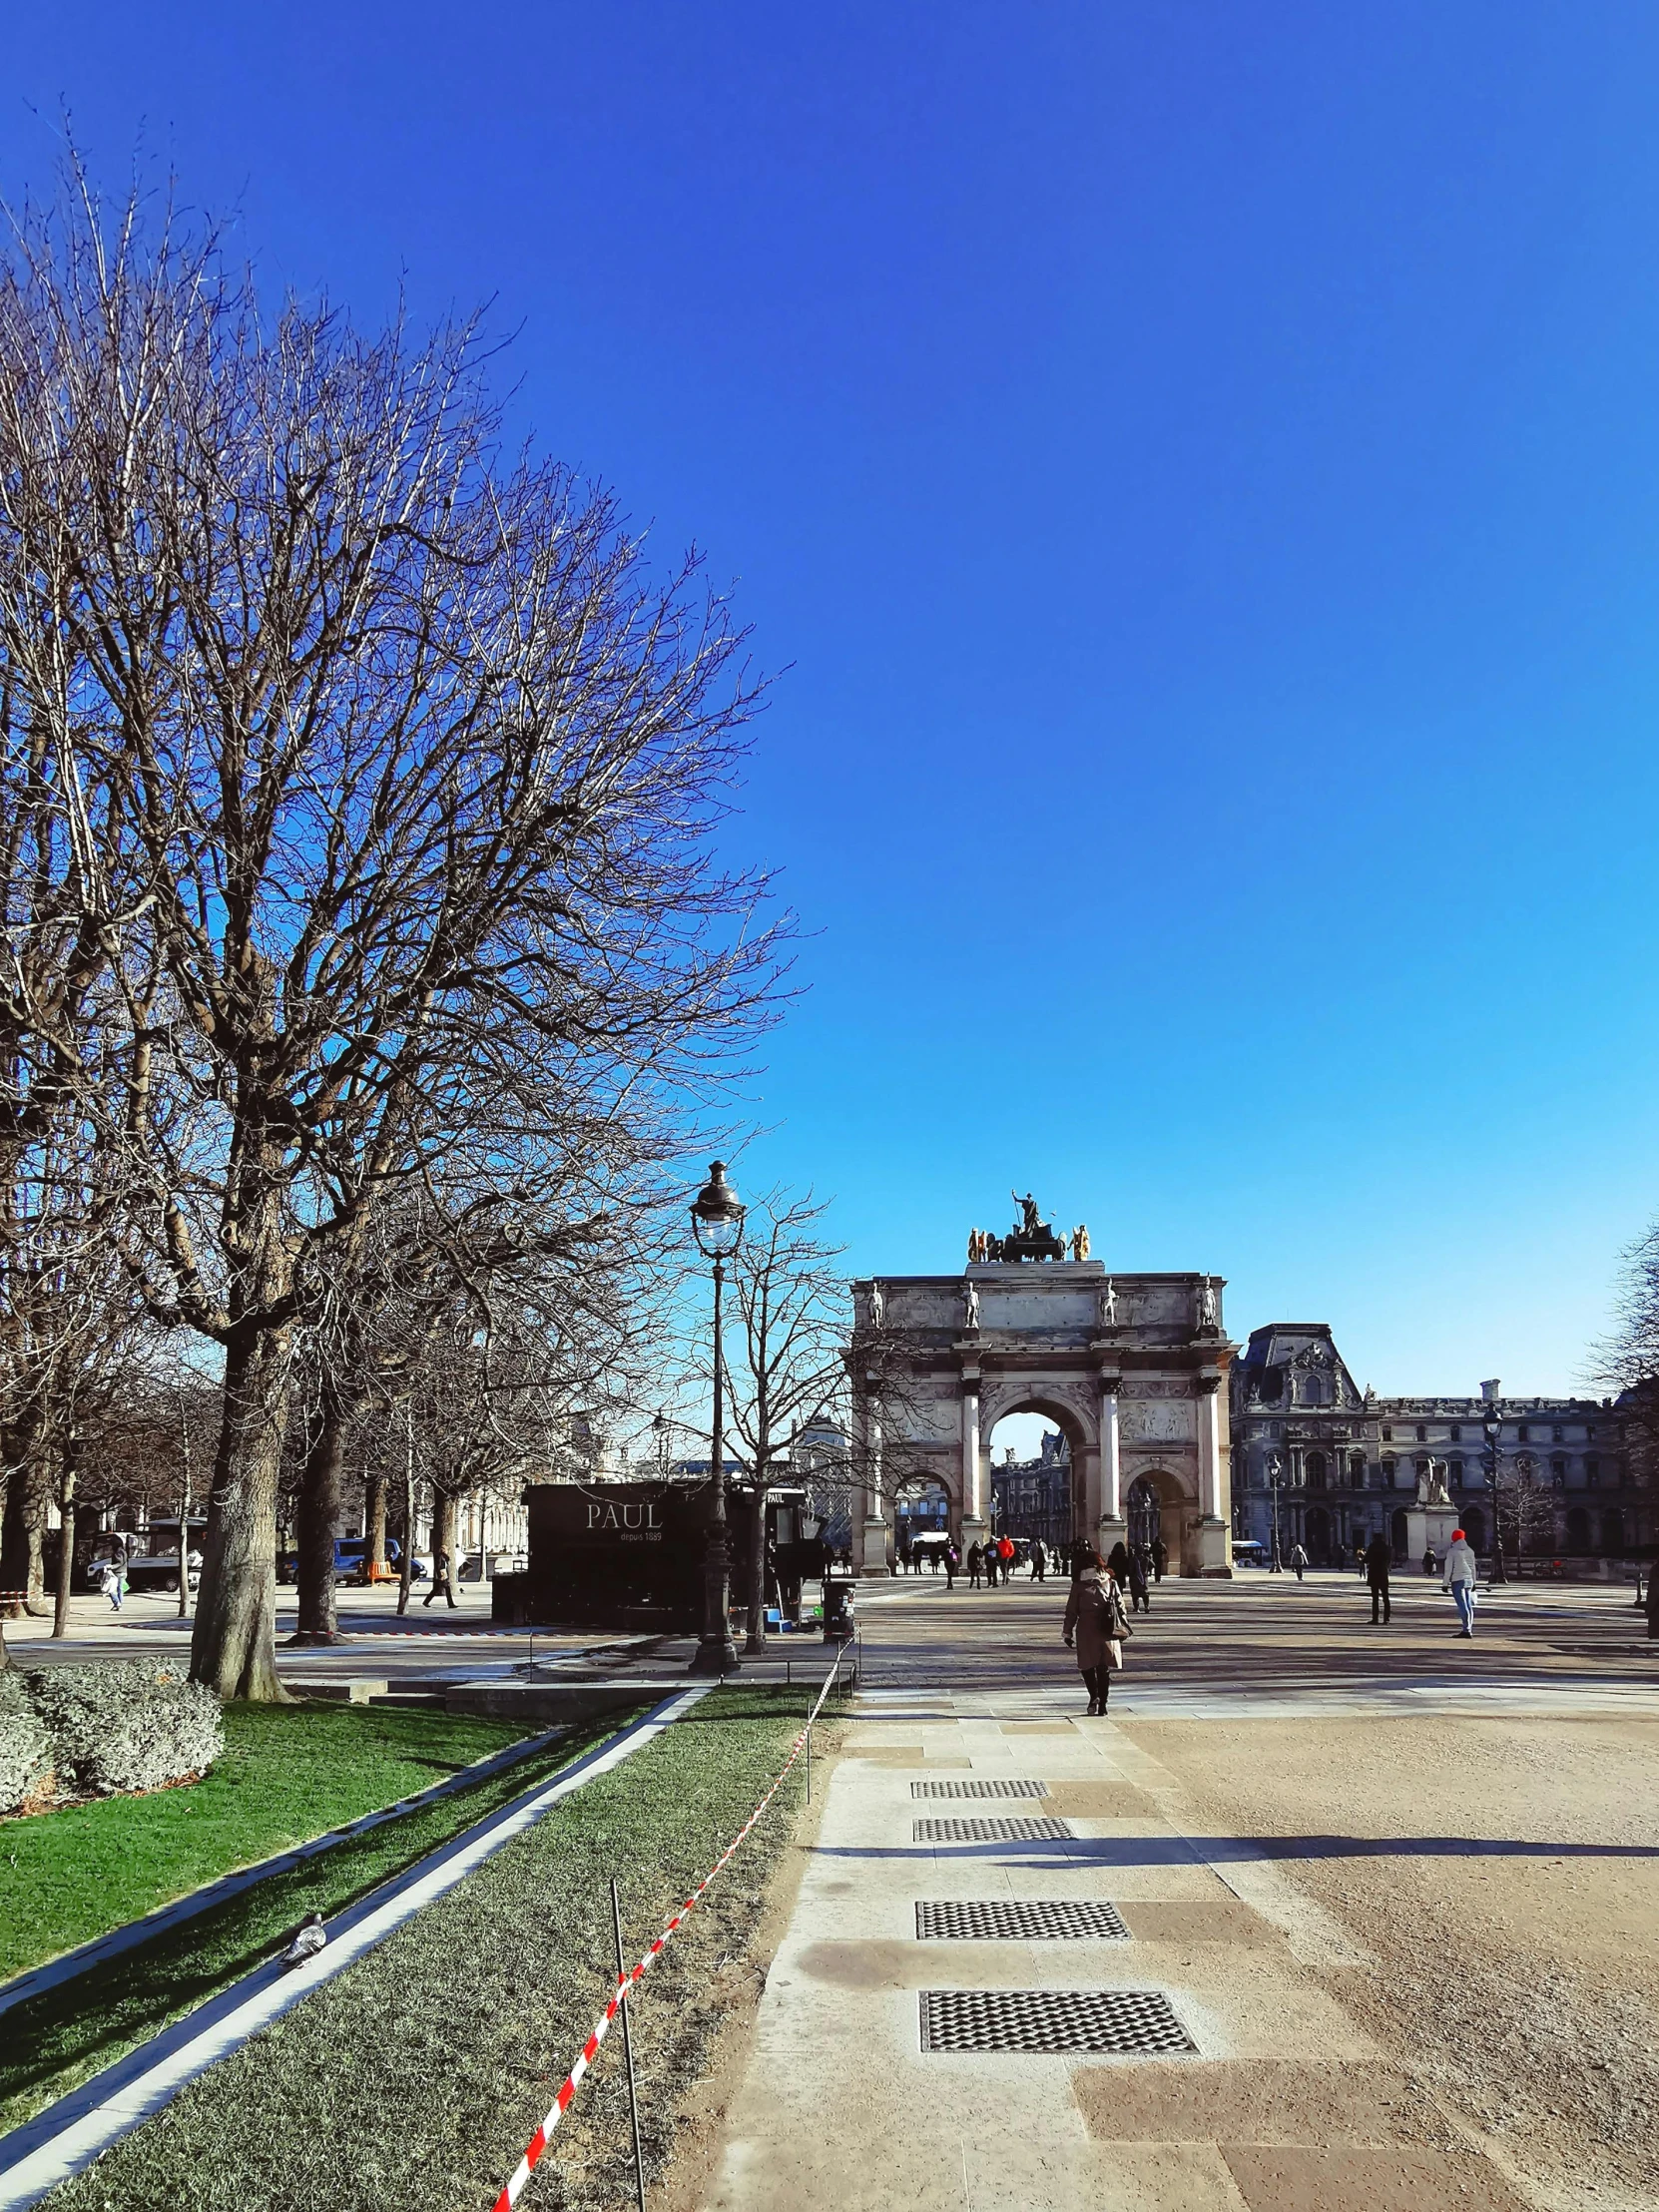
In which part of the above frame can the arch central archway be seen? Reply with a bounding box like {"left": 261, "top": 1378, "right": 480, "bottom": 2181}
{"left": 986, "top": 1408, "right": 1074, "bottom": 1550}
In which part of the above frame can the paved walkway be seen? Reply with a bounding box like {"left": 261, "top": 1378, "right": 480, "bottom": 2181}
{"left": 701, "top": 1577, "right": 1658, "bottom": 2212}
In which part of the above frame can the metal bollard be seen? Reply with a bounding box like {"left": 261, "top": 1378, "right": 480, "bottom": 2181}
{"left": 611, "top": 1879, "right": 647, "bottom": 2212}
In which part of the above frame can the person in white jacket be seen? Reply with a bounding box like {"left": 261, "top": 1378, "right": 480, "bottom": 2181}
{"left": 1442, "top": 1529, "right": 1479, "bottom": 1637}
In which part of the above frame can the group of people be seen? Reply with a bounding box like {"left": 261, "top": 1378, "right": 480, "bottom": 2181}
{"left": 892, "top": 1531, "right": 1168, "bottom": 1597}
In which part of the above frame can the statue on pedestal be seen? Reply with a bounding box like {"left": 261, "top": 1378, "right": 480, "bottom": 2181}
{"left": 963, "top": 1280, "right": 980, "bottom": 1332}
{"left": 1099, "top": 1279, "right": 1119, "bottom": 1330}
{"left": 1415, "top": 1458, "right": 1453, "bottom": 1510}
{"left": 1198, "top": 1277, "right": 1219, "bottom": 1330}
{"left": 1071, "top": 1224, "right": 1090, "bottom": 1261}
{"left": 868, "top": 1281, "right": 884, "bottom": 1331}
{"left": 1012, "top": 1190, "right": 1041, "bottom": 1239}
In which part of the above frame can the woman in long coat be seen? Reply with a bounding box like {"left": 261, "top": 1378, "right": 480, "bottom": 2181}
{"left": 1062, "top": 1552, "right": 1130, "bottom": 1714}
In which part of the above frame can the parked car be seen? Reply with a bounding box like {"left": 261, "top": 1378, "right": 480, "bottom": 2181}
{"left": 276, "top": 1535, "right": 403, "bottom": 1585}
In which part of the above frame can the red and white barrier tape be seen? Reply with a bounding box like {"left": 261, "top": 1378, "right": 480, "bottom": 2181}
{"left": 490, "top": 1661, "right": 845, "bottom": 2212}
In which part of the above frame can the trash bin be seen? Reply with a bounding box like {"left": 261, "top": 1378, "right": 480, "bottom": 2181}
{"left": 822, "top": 1574, "right": 855, "bottom": 1644}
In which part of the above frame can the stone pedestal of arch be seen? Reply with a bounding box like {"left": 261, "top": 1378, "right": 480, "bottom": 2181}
{"left": 848, "top": 1263, "right": 1235, "bottom": 1577}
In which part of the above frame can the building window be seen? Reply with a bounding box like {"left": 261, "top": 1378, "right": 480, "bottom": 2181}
{"left": 1305, "top": 1450, "right": 1328, "bottom": 1490}
{"left": 1586, "top": 1425, "right": 1596, "bottom": 1442}
{"left": 1552, "top": 1425, "right": 1564, "bottom": 1443}
{"left": 1517, "top": 1424, "right": 1530, "bottom": 1442}
{"left": 1351, "top": 1453, "right": 1366, "bottom": 1487}
{"left": 1448, "top": 1459, "right": 1463, "bottom": 1486}
{"left": 1550, "top": 1458, "right": 1566, "bottom": 1487}
{"left": 1415, "top": 1425, "right": 1427, "bottom": 1442}
{"left": 1382, "top": 1427, "right": 1392, "bottom": 1442}
{"left": 1448, "top": 1424, "right": 1461, "bottom": 1441}
{"left": 1586, "top": 1458, "right": 1600, "bottom": 1487}
{"left": 1382, "top": 1457, "right": 1395, "bottom": 1482}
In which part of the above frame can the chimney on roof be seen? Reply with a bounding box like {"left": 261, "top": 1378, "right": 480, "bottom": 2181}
{"left": 1480, "top": 1379, "right": 1500, "bottom": 1402}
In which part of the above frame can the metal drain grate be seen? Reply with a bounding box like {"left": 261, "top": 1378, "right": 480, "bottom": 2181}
{"left": 913, "top": 1817, "right": 1074, "bottom": 1843}
{"left": 916, "top": 1899, "right": 1130, "bottom": 1941}
{"left": 911, "top": 1778, "right": 1048, "bottom": 1801}
{"left": 919, "top": 1988, "right": 1195, "bottom": 2054}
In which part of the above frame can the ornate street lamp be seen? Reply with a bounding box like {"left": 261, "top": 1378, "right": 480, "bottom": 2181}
{"left": 690, "top": 1160, "right": 745, "bottom": 1675}
{"left": 1266, "top": 1451, "right": 1286, "bottom": 1574}
{"left": 1483, "top": 1417, "right": 1507, "bottom": 1587}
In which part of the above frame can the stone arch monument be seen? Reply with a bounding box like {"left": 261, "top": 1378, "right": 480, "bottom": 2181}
{"left": 849, "top": 1244, "right": 1234, "bottom": 1578}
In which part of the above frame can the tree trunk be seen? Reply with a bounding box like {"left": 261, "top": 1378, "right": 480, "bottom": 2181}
{"left": 53, "top": 1477, "right": 77, "bottom": 1637}
{"left": 24, "top": 1465, "right": 51, "bottom": 1613}
{"left": 365, "top": 1474, "right": 387, "bottom": 1573}
{"left": 293, "top": 1389, "right": 348, "bottom": 1645}
{"left": 746, "top": 1479, "right": 768, "bottom": 1653}
{"left": 396, "top": 1423, "right": 414, "bottom": 1616}
{"left": 190, "top": 1323, "right": 295, "bottom": 1701}
{"left": 0, "top": 1462, "right": 31, "bottom": 1621}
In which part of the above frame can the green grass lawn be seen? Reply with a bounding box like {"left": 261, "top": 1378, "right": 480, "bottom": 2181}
{"left": 0, "top": 1701, "right": 555, "bottom": 1984}
{"left": 44, "top": 1684, "right": 839, "bottom": 2212}
{"left": 2, "top": 1704, "right": 631, "bottom": 2137}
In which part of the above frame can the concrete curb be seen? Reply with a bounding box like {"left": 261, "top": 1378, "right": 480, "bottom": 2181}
{"left": 0, "top": 1686, "right": 711, "bottom": 2212}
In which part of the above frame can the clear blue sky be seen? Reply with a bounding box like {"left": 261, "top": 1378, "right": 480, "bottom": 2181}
{"left": 11, "top": 4, "right": 1659, "bottom": 1395}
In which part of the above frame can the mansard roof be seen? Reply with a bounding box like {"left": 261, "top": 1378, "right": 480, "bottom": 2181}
{"left": 1234, "top": 1322, "right": 1364, "bottom": 1407}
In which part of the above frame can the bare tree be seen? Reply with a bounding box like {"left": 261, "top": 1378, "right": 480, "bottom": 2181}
{"left": 0, "top": 1117, "right": 152, "bottom": 1655}
{"left": 0, "top": 162, "right": 781, "bottom": 1697}
{"left": 1490, "top": 1456, "right": 1559, "bottom": 1577}
{"left": 717, "top": 1191, "right": 847, "bottom": 1653}
{"left": 1589, "top": 1220, "right": 1659, "bottom": 1632}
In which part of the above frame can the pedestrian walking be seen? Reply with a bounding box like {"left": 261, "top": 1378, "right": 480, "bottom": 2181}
{"left": 1152, "top": 1537, "right": 1168, "bottom": 1583}
{"left": 1107, "top": 1539, "right": 1131, "bottom": 1586}
{"left": 1063, "top": 1551, "right": 1132, "bottom": 1715}
{"left": 1030, "top": 1538, "right": 1047, "bottom": 1582}
{"left": 100, "top": 1557, "right": 125, "bottom": 1611}
{"left": 944, "top": 1545, "right": 958, "bottom": 1589}
{"left": 1355, "top": 1539, "right": 1368, "bottom": 1577}
{"left": 423, "top": 1547, "right": 456, "bottom": 1608}
{"left": 1126, "top": 1545, "right": 1150, "bottom": 1613}
{"left": 966, "top": 1541, "right": 983, "bottom": 1589}
{"left": 1365, "top": 1533, "right": 1392, "bottom": 1624}
{"left": 1289, "top": 1542, "right": 1309, "bottom": 1582}
{"left": 997, "top": 1534, "right": 1015, "bottom": 1585}
{"left": 1442, "top": 1528, "right": 1479, "bottom": 1638}
{"left": 1421, "top": 1545, "right": 1438, "bottom": 1577}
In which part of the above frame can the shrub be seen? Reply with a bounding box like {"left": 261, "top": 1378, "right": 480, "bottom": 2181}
{"left": 0, "top": 1670, "right": 56, "bottom": 1814}
{"left": 23, "top": 1662, "right": 224, "bottom": 1798}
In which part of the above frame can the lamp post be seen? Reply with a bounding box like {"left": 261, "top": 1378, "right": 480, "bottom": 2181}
{"left": 690, "top": 1160, "right": 745, "bottom": 1676}
{"left": 1483, "top": 1418, "right": 1507, "bottom": 1586}
{"left": 1266, "top": 1451, "right": 1285, "bottom": 1573}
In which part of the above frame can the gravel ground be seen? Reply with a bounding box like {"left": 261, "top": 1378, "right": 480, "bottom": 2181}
{"left": 1125, "top": 1714, "right": 1659, "bottom": 2212}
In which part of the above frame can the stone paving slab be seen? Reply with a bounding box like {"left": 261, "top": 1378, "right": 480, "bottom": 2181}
{"left": 1075, "top": 2058, "right": 1427, "bottom": 2144}
{"left": 1218, "top": 2143, "right": 1534, "bottom": 2210}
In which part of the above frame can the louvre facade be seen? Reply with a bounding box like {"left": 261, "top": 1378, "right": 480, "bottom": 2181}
{"left": 1229, "top": 1324, "right": 1641, "bottom": 1569}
